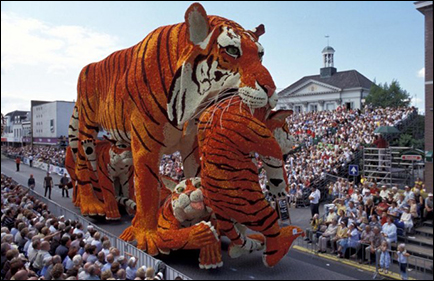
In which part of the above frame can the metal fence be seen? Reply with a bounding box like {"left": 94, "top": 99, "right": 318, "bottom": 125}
{"left": 20, "top": 185, "right": 193, "bottom": 280}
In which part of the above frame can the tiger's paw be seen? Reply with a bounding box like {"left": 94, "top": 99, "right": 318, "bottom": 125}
{"left": 120, "top": 226, "right": 159, "bottom": 256}
{"left": 199, "top": 242, "right": 223, "bottom": 270}
{"left": 104, "top": 199, "right": 121, "bottom": 220}
{"left": 80, "top": 196, "right": 105, "bottom": 217}
{"left": 189, "top": 221, "right": 219, "bottom": 248}
{"left": 228, "top": 236, "right": 264, "bottom": 259}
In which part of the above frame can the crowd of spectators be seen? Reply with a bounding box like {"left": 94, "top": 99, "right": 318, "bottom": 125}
{"left": 304, "top": 175, "right": 432, "bottom": 267}
{"left": 284, "top": 105, "right": 416, "bottom": 196}
{"left": 1, "top": 174, "right": 178, "bottom": 280}
{"left": 2, "top": 146, "right": 66, "bottom": 168}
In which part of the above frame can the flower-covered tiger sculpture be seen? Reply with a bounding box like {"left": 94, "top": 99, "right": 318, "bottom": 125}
{"left": 197, "top": 96, "right": 304, "bottom": 267}
{"left": 65, "top": 137, "right": 135, "bottom": 220}
{"left": 66, "top": 2, "right": 279, "bottom": 254}
{"left": 157, "top": 176, "right": 222, "bottom": 269}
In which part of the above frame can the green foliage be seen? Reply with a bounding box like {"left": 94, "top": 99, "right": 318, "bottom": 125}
{"left": 366, "top": 80, "right": 411, "bottom": 108}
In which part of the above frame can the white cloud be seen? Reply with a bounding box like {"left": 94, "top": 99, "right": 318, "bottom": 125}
{"left": 417, "top": 67, "right": 425, "bottom": 78}
{"left": 1, "top": 11, "right": 120, "bottom": 73}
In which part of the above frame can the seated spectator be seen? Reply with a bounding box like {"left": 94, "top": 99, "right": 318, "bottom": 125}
{"left": 408, "top": 199, "right": 419, "bottom": 219}
{"left": 331, "top": 220, "right": 348, "bottom": 254}
{"left": 398, "top": 206, "right": 414, "bottom": 233}
{"left": 325, "top": 208, "right": 337, "bottom": 225}
{"left": 403, "top": 186, "right": 414, "bottom": 205}
{"left": 337, "top": 222, "right": 360, "bottom": 258}
{"left": 381, "top": 216, "right": 397, "bottom": 247}
{"left": 387, "top": 201, "right": 401, "bottom": 218}
{"left": 317, "top": 218, "right": 338, "bottom": 253}
{"left": 304, "top": 214, "right": 323, "bottom": 244}
{"left": 379, "top": 185, "right": 390, "bottom": 200}
{"left": 424, "top": 193, "right": 433, "bottom": 220}
{"left": 357, "top": 225, "right": 374, "bottom": 263}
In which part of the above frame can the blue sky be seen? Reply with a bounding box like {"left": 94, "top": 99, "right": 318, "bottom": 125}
{"left": 1, "top": 1, "right": 426, "bottom": 115}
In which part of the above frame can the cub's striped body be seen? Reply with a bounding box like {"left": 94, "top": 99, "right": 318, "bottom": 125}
{"left": 198, "top": 96, "right": 304, "bottom": 267}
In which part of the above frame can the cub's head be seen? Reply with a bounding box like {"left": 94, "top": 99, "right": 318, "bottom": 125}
{"left": 103, "top": 136, "right": 133, "bottom": 167}
{"left": 160, "top": 176, "right": 212, "bottom": 224}
{"left": 264, "top": 110, "right": 297, "bottom": 156}
{"left": 168, "top": 3, "right": 277, "bottom": 126}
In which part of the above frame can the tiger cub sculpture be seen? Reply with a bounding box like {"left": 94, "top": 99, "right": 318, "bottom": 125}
{"left": 79, "top": 137, "right": 136, "bottom": 220}
{"left": 157, "top": 176, "right": 222, "bottom": 269}
{"left": 197, "top": 96, "right": 304, "bottom": 268}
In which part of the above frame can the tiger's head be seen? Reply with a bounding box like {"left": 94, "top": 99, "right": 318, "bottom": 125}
{"left": 264, "top": 110, "right": 297, "bottom": 156}
{"left": 160, "top": 176, "right": 213, "bottom": 226}
{"left": 168, "top": 3, "right": 277, "bottom": 126}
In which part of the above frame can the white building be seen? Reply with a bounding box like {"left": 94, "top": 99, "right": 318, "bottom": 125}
{"left": 277, "top": 46, "right": 373, "bottom": 112}
{"left": 1, "top": 111, "right": 30, "bottom": 146}
{"left": 32, "top": 100, "right": 75, "bottom": 146}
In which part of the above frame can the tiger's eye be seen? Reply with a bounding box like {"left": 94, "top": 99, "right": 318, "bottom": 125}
{"left": 225, "top": 46, "right": 240, "bottom": 57}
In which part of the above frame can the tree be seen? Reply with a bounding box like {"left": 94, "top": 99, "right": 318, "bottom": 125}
{"left": 365, "top": 79, "right": 411, "bottom": 108}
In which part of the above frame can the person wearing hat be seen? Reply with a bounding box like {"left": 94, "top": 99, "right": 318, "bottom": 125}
{"left": 331, "top": 220, "right": 348, "bottom": 254}
{"left": 391, "top": 186, "right": 400, "bottom": 201}
{"left": 424, "top": 193, "right": 433, "bottom": 220}
{"left": 43, "top": 172, "right": 53, "bottom": 200}
{"left": 403, "top": 186, "right": 414, "bottom": 205}
{"left": 399, "top": 206, "right": 414, "bottom": 233}
{"left": 337, "top": 222, "right": 360, "bottom": 258}
{"left": 379, "top": 185, "right": 390, "bottom": 200}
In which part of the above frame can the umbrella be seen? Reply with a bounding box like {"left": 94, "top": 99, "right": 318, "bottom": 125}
{"left": 374, "top": 126, "right": 400, "bottom": 134}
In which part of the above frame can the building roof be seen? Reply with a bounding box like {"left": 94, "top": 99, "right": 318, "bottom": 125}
{"left": 5, "top": 110, "right": 29, "bottom": 117}
{"left": 322, "top": 46, "right": 335, "bottom": 53}
{"left": 279, "top": 69, "right": 373, "bottom": 97}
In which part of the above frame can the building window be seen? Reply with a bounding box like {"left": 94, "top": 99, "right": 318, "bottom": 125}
{"left": 345, "top": 102, "right": 353, "bottom": 110}
{"left": 294, "top": 105, "right": 302, "bottom": 113}
{"left": 50, "top": 119, "right": 55, "bottom": 133}
{"left": 310, "top": 104, "right": 318, "bottom": 112}
{"left": 326, "top": 103, "right": 336, "bottom": 111}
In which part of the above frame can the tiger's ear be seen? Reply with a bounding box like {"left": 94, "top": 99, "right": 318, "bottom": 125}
{"left": 185, "top": 2, "right": 210, "bottom": 45}
{"left": 252, "top": 24, "right": 265, "bottom": 39}
{"left": 160, "top": 175, "right": 178, "bottom": 193}
{"left": 268, "top": 110, "right": 293, "bottom": 121}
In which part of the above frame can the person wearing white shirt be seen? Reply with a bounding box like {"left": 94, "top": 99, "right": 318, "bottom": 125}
{"left": 381, "top": 217, "right": 397, "bottom": 247}
{"left": 309, "top": 186, "right": 321, "bottom": 217}
{"left": 379, "top": 186, "right": 390, "bottom": 200}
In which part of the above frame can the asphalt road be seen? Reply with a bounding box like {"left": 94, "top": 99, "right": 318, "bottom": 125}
{"left": 2, "top": 156, "right": 375, "bottom": 280}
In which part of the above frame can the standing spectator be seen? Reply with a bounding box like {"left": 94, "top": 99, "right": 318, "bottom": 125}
{"left": 379, "top": 240, "right": 391, "bottom": 274}
{"left": 43, "top": 172, "right": 53, "bottom": 200}
{"left": 60, "top": 173, "right": 70, "bottom": 198}
{"left": 28, "top": 154, "right": 33, "bottom": 168}
{"left": 27, "top": 174, "right": 35, "bottom": 190}
{"left": 364, "top": 227, "right": 382, "bottom": 264}
{"left": 309, "top": 186, "right": 321, "bottom": 217}
{"left": 396, "top": 243, "right": 410, "bottom": 280}
{"left": 424, "top": 193, "right": 433, "bottom": 220}
{"left": 373, "top": 134, "right": 388, "bottom": 170}
{"left": 15, "top": 156, "right": 21, "bottom": 172}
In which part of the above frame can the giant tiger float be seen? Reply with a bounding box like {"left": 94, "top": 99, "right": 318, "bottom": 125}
{"left": 66, "top": 2, "right": 303, "bottom": 268}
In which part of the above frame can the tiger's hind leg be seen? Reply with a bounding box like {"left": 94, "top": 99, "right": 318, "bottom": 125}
{"left": 75, "top": 100, "right": 105, "bottom": 216}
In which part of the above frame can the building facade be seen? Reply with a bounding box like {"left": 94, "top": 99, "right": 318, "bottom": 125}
{"left": 416, "top": 1, "right": 433, "bottom": 192}
{"left": 277, "top": 46, "right": 372, "bottom": 112}
{"left": 1, "top": 110, "right": 31, "bottom": 146}
{"left": 31, "top": 100, "right": 75, "bottom": 146}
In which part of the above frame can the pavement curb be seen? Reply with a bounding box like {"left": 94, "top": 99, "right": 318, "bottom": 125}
{"left": 293, "top": 245, "right": 415, "bottom": 280}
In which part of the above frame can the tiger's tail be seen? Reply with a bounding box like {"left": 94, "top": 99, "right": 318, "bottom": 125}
{"left": 263, "top": 225, "right": 304, "bottom": 268}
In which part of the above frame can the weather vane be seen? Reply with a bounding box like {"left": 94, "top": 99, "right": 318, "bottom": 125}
{"left": 325, "top": 35, "right": 330, "bottom": 47}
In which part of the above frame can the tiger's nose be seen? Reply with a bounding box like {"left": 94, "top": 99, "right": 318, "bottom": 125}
{"left": 264, "top": 85, "right": 276, "bottom": 97}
